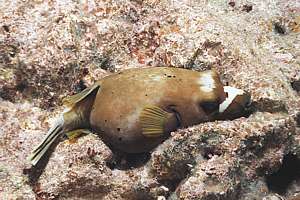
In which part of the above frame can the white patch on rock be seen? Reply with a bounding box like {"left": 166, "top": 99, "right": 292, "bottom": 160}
{"left": 198, "top": 71, "right": 215, "bottom": 93}
{"left": 219, "top": 86, "right": 244, "bottom": 113}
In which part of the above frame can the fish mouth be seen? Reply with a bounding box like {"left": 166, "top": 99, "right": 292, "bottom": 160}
{"left": 234, "top": 97, "right": 254, "bottom": 118}
{"left": 242, "top": 92, "right": 252, "bottom": 111}
{"left": 244, "top": 100, "right": 252, "bottom": 110}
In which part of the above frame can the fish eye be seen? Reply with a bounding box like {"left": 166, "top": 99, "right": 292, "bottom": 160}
{"left": 200, "top": 101, "right": 219, "bottom": 115}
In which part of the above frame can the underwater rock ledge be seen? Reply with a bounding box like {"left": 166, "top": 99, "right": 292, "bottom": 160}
{"left": 0, "top": 0, "right": 299, "bottom": 199}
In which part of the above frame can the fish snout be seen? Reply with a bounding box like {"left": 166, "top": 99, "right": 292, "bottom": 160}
{"left": 217, "top": 86, "right": 252, "bottom": 120}
{"left": 243, "top": 91, "right": 252, "bottom": 110}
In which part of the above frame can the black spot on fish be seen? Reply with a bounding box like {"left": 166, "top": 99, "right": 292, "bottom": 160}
{"left": 165, "top": 74, "right": 176, "bottom": 78}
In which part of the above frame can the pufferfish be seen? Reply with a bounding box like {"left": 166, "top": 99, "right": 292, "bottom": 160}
{"left": 28, "top": 67, "right": 251, "bottom": 165}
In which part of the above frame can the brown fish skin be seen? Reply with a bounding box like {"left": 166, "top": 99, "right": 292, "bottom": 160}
{"left": 89, "top": 67, "right": 226, "bottom": 153}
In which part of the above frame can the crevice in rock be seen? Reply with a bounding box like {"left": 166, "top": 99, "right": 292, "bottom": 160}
{"left": 291, "top": 80, "right": 300, "bottom": 92}
{"left": 202, "top": 147, "right": 222, "bottom": 160}
{"left": 149, "top": 149, "right": 197, "bottom": 196}
{"left": 73, "top": 79, "right": 87, "bottom": 93}
{"left": 266, "top": 153, "right": 300, "bottom": 195}
{"left": 273, "top": 21, "right": 287, "bottom": 35}
{"left": 149, "top": 131, "right": 227, "bottom": 198}
{"left": 121, "top": 186, "right": 154, "bottom": 200}
{"left": 296, "top": 113, "right": 300, "bottom": 127}
{"left": 238, "top": 126, "right": 290, "bottom": 160}
{"left": 106, "top": 152, "right": 151, "bottom": 170}
{"left": 251, "top": 98, "right": 288, "bottom": 113}
{"left": 198, "top": 131, "right": 224, "bottom": 160}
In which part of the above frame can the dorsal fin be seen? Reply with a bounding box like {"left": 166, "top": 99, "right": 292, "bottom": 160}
{"left": 62, "top": 84, "right": 100, "bottom": 108}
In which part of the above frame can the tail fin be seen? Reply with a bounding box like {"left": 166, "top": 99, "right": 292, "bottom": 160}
{"left": 28, "top": 84, "right": 100, "bottom": 166}
{"left": 28, "top": 117, "right": 64, "bottom": 166}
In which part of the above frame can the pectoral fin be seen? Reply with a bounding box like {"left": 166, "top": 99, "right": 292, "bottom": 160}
{"left": 140, "top": 106, "right": 167, "bottom": 137}
{"left": 62, "top": 84, "right": 100, "bottom": 108}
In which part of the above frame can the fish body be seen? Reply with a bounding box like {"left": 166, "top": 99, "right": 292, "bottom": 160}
{"left": 28, "top": 67, "right": 251, "bottom": 165}
{"left": 90, "top": 67, "right": 226, "bottom": 153}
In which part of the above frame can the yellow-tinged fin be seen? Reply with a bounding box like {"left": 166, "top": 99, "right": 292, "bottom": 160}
{"left": 65, "top": 129, "right": 92, "bottom": 144}
{"left": 62, "top": 84, "right": 100, "bottom": 108}
{"left": 140, "top": 106, "right": 167, "bottom": 137}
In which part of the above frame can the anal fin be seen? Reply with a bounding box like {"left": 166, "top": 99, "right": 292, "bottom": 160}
{"left": 65, "top": 129, "right": 92, "bottom": 144}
